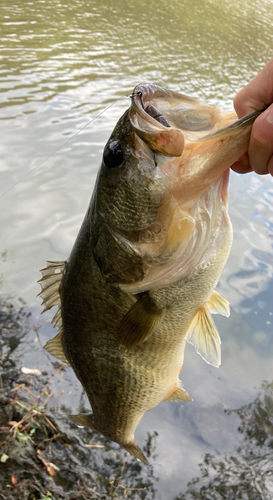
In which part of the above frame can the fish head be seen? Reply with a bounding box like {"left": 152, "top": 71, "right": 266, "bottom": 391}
{"left": 92, "top": 84, "right": 260, "bottom": 289}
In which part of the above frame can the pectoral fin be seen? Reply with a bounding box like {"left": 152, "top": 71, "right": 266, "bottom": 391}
{"left": 117, "top": 292, "right": 165, "bottom": 351}
{"left": 163, "top": 381, "right": 192, "bottom": 402}
{"left": 44, "top": 331, "right": 70, "bottom": 366}
{"left": 187, "top": 305, "right": 221, "bottom": 368}
{"left": 207, "top": 291, "right": 230, "bottom": 317}
{"left": 123, "top": 441, "right": 149, "bottom": 465}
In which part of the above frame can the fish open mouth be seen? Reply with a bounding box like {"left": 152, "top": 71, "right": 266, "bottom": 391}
{"left": 132, "top": 88, "right": 171, "bottom": 128}
{"left": 129, "top": 84, "right": 186, "bottom": 157}
{"left": 128, "top": 83, "right": 237, "bottom": 157}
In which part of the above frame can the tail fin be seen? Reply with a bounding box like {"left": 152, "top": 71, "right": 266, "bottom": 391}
{"left": 123, "top": 441, "right": 149, "bottom": 465}
{"left": 70, "top": 414, "right": 148, "bottom": 464}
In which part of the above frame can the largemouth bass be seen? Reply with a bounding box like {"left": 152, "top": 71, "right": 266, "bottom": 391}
{"left": 39, "top": 84, "right": 262, "bottom": 464}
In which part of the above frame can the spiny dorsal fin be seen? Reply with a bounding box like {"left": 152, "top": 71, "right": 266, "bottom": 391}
{"left": 207, "top": 290, "right": 230, "bottom": 317}
{"left": 44, "top": 330, "right": 70, "bottom": 366}
{"left": 163, "top": 381, "right": 192, "bottom": 402}
{"left": 187, "top": 305, "right": 221, "bottom": 368}
{"left": 117, "top": 292, "right": 165, "bottom": 351}
{"left": 69, "top": 413, "right": 95, "bottom": 428}
{"left": 38, "top": 261, "right": 66, "bottom": 317}
{"left": 38, "top": 261, "right": 67, "bottom": 362}
{"left": 123, "top": 441, "right": 149, "bottom": 465}
{"left": 39, "top": 261, "right": 66, "bottom": 279}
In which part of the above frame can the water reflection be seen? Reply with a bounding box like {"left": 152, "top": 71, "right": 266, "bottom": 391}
{"left": 1, "top": 0, "right": 273, "bottom": 117}
{"left": 177, "top": 380, "right": 273, "bottom": 500}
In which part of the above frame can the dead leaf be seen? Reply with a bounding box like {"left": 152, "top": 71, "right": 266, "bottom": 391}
{"left": 11, "top": 473, "right": 18, "bottom": 486}
{"left": 0, "top": 454, "right": 9, "bottom": 463}
{"left": 37, "top": 449, "right": 59, "bottom": 476}
{"left": 7, "top": 421, "right": 18, "bottom": 428}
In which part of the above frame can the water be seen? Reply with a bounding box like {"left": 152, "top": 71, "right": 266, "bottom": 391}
{"left": 0, "top": 0, "right": 273, "bottom": 498}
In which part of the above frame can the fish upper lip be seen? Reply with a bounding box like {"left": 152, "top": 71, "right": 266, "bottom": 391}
{"left": 129, "top": 83, "right": 185, "bottom": 157}
{"left": 130, "top": 83, "right": 170, "bottom": 129}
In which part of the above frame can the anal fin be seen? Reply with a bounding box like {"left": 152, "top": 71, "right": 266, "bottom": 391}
{"left": 207, "top": 290, "right": 230, "bottom": 317}
{"left": 163, "top": 381, "right": 192, "bottom": 402}
{"left": 117, "top": 292, "right": 165, "bottom": 351}
{"left": 187, "top": 305, "right": 221, "bottom": 368}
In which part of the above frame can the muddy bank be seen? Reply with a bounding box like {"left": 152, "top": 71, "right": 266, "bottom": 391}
{"left": 0, "top": 301, "right": 159, "bottom": 500}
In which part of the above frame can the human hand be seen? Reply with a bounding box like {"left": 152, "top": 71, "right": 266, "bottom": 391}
{"left": 231, "top": 59, "right": 273, "bottom": 176}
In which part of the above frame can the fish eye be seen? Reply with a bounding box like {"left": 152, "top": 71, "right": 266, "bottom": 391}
{"left": 103, "top": 140, "right": 124, "bottom": 169}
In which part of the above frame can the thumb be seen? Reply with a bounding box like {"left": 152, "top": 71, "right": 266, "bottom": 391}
{"left": 248, "top": 103, "right": 273, "bottom": 175}
{"left": 234, "top": 59, "right": 273, "bottom": 118}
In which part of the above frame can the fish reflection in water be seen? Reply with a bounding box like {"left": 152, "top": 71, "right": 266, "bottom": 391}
{"left": 38, "top": 84, "right": 263, "bottom": 464}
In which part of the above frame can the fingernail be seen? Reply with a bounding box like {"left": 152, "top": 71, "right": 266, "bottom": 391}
{"left": 265, "top": 106, "right": 273, "bottom": 125}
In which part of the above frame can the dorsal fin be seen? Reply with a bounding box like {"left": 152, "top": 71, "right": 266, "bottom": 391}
{"left": 38, "top": 261, "right": 66, "bottom": 314}
{"left": 43, "top": 330, "right": 70, "bottom": 365}
{"left": 38, "top": 261, "right": 69, "bottom": 364}
{"left": 69, "top": 413, "right": 95, "bottom": 428}
{"left": 187, "top": 305, "right": 221, "bottom": 368}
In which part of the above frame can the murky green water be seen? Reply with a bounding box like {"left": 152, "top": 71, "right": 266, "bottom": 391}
{"left": 0, "top": 0, "right": 273, "bottom": 498}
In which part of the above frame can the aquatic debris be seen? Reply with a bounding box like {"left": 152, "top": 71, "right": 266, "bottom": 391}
{"left": 21, "top": 367, "right": 45, "bottom": 376}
